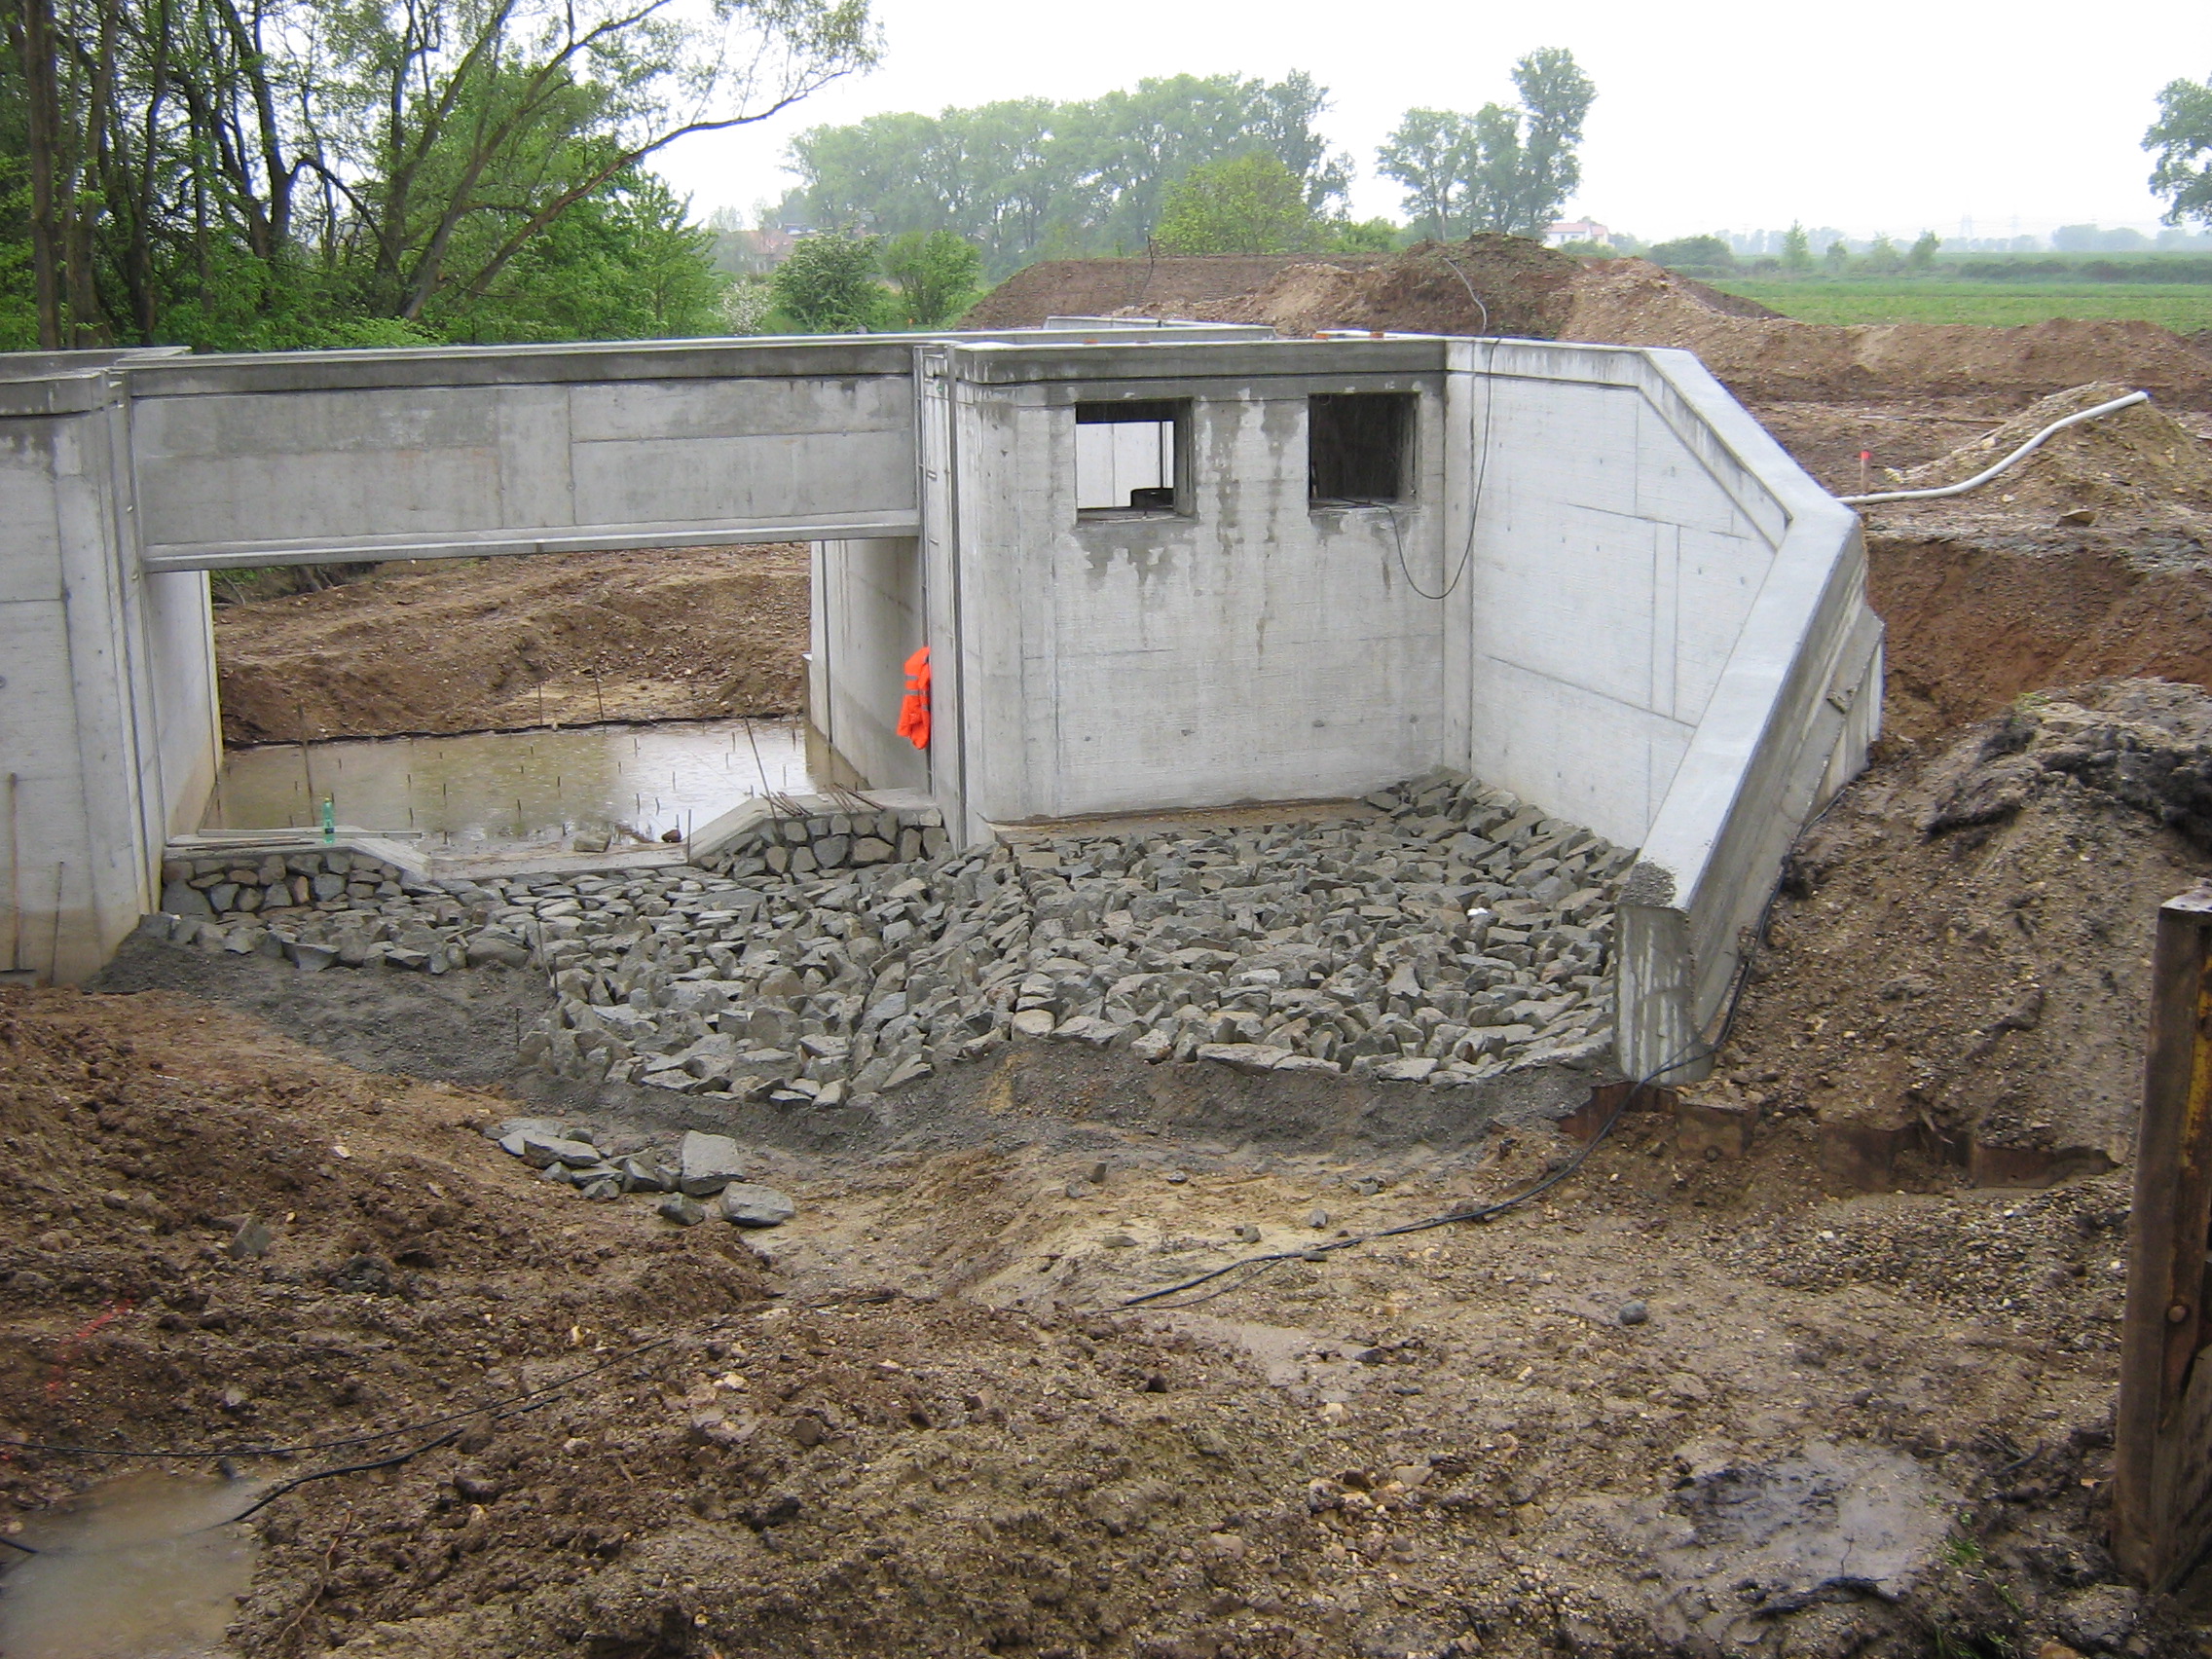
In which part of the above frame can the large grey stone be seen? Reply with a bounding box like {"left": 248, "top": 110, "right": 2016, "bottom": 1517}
{"left": 507, "top": 1133, "right": 604, "bottom": 1170}
{"left": 679, "top": 1130, "right": 748, "bottom": 1196}
{"left": 719, "top": 1184, "right": 796, "bottom": 1227}
{"left": 162, "top": 882, "right": 214, "bottom": 918}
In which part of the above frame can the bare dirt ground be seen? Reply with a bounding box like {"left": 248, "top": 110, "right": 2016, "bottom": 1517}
{"left": 214, "top": 544, "right": 809, "bottom": 745}
{"left": 1, "top": 955, "right": 2177, "bottom": 1659}
{"left": 19, "top": 245, "right": 2212, "bottom": 1656}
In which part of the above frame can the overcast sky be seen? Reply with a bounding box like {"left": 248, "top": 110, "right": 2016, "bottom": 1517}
{"left": 654, "top": 0, "right": 2212, "bottom": 241}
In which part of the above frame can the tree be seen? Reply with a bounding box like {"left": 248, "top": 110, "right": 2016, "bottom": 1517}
{"left": 0, "top": 0, "right": 877, "bottom": 350}
{"left": 1329, "top": 217, "right": 1402, "bottom": 252}
{"left": 1374, "top": 49, "right": 1595, "bottom": 240}
{"left": 1907, "top": 230, "right": 1940, "bottom": 273}
{"left": 769, "top": 231, "right": 889, "bottom": 330}
{"left": 1781, "top": 222, "right": 1812, "bottom": 275}
{"left": 1645, "top": 234, "right": 1733, "bottom": 270}
{"left": 1376, "top": 108, "right": 1470, "bottom": 240}
{"left": 1861, "top": 234, "right": 1903, "bottom": 275}
{"left": 1486, "top": 48, "right": 1597, "bottom": 235}
{"left": 2149, "top": 74, "right": 2212, "bottom": 228}
{"left": 451, "top": 172, "right": 728, "bottom": 343}
{"left": 1823, "top": 239, "right": 1851, "bottom": 276}
{"left": 879, "top": 229, "right": 981, "bottom": 326}
{"left": 782, "top": 73, "right": 1351, "bottom": 274}
{"left": 1153, "top": 153, "right": 1326, "bottom": 254}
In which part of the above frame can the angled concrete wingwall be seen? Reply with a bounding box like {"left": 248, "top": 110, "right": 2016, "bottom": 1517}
{"left": 1437, "top": 340, "right": 1876, "bottom": 1083}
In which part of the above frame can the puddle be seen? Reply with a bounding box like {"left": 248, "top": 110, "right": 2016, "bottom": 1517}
{"left": 0, "top": 1471, "right": 262, "bottom": 1658}
{"left": 203, "top": 716, "right": 820, "bottom": 851}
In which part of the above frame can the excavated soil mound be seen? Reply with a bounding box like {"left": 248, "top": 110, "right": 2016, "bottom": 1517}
{"left": 970, "top": 241, "right": 2212, "bottom": 405}
{"left": 959, "top": 252, "right": 1384, "bottom": 330}
{"left": 1562, "top": 261, "right": 2212, "bottom": 405}
{"left": 214, "top": 543, "right": 808, "bottom": 744}
{"left": 1225, "top": 236, "right": 1584, "bottom": 341}
{"left": 1718, "top": 679, "right": 2212, "bottom": 1188}
{"left": 1894, "top": 381, "right": 2212, "bottom": 510}
{"left": 1868, "top": 532, "right": 2212, "bottom": 742}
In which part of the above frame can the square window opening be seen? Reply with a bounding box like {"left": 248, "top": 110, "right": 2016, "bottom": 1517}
{"left": 1309, "top": 392, "right": 1415, "bottom": 505}
{"left": 1075, "top": 399, "right": 1188, "bottom": 518}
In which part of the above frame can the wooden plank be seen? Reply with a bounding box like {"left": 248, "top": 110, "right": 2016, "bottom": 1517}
{"left": 2114, "top": 888, "right": 2212, "bottom": 1588}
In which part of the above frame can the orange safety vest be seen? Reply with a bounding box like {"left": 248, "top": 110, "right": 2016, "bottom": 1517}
{"left": 896, "top": 644, "right": 931, "bottom": 750}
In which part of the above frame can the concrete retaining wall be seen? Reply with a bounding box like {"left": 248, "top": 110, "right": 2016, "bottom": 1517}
{"left": 0, "top": 358, "right": 218, "bottom": 980}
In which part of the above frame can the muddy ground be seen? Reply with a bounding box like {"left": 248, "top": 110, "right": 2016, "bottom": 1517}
{"left": 34, "top": 254, "right": 2212, "bottom": 1656}
{"left": 0, "top": 937, "right": 2181, "bottom": 1658}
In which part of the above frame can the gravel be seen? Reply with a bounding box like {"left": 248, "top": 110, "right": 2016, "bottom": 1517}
{"left": 147, "top": 771, "right": 1634, "bottom": 1119}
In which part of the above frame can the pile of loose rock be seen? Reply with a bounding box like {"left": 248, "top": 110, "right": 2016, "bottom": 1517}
{"left": 699, "top": 800, "right": 947, "bottom": 880}
{"left": 486, "top": 1120, "right": 795, "bottom": 1227}
{"left": 151, "top": 772, "right": 1633, "bottom": 1104}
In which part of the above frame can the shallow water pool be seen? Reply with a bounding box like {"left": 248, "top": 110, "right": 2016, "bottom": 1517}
{"left": 202, "top": 716, "right": 819, "bottom": 852}
{"left": 0, "top": 1470, "right": 261, "bottom": 1658}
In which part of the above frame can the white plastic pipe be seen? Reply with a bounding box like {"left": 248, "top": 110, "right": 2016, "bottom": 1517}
{"left": 1837, "top": 389, "right": 2150, "bottom": 505}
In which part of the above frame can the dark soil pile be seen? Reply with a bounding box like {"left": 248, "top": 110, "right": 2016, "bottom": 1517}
{"left": 1714, "top": 679, "right": 2212, "bottom": 1185}
{"left": 214, "top": 544, "right": 808, "bottom": 744}
{"left": 959, "top": 253, "right": 1385, "bottom": 331}
{"left": 1868, "top": 532, "right": 2212, "bottom": 744}
{"left": 1223, "top": 236, "right": 1585, "bottom": 341}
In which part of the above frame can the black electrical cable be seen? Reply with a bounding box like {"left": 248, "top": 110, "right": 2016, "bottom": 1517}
{"left": 1384, "top": 249, "right": 1498, "bottom": 604}
{"left": 215, "top": 1427, "right": 466, "bottom": 1530}
{"left": 186, "top": 1344, "right": 670, "bottom": 1540}
{"left": 1118, "top": 1043, "right": 1706, "bottom": 1312}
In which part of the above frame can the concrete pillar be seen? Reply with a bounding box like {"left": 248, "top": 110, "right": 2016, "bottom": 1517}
{"left": 0, "top": 360, "right": 218, "bottom": 981}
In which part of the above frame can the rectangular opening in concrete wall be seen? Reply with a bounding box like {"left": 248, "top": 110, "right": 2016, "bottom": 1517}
{"left": 1309, "top": 392, "right": 1415, "bottom": 505}
{"left": 1074, "top": 400, "right": 1187, "bottom": 518}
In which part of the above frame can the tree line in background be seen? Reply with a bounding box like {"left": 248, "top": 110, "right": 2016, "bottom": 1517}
{"left": 0, "top": 0, "right": 875, "bottom": 350}
{"left": 31, "top": 16, "right": 2212, "bottom": 356}
{"left": 777, "top": 71, "right": 1363, "bottom": 272}
{"left": 778, "top": 53, "right": 1596, "bottom": 266}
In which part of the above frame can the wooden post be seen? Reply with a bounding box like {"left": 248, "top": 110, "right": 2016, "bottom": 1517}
{"left": 2115, "top": 888, "right": 2212, "bottom": 1588}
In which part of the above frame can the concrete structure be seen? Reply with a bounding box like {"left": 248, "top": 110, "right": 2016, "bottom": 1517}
{"left": 0, "top": 322, "right": 1875, "bottom": 1082}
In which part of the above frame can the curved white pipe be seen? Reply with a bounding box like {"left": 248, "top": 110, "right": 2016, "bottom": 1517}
{"left": 1837, "top": 389, "right": 2150, "bottom": 505}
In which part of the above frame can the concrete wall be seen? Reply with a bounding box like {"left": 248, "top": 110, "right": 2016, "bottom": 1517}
{"left": 0, "top": 363, "right": 217, "bottom": 980}
{"left": 1439, "top": 343, "right": 1873, "bottom": 1082}
{"left": 0, "top": 326, "right": 1874, "bottom": 1095}
{"left": 946, "top": 340, "right": 1448, "bottom": 828}
{"left": 127, "top": 341, "right": 925, "bottom": 571}
{"left": 1449, "top": 342, "right": 1793, "bottom": 850}
{"left": 810, "top": 537, "right": 929, "bottom": 793}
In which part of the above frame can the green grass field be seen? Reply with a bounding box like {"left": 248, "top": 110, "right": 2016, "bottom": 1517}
{"left": 1707, "top": 280, "right": 2212, "bottom": 333}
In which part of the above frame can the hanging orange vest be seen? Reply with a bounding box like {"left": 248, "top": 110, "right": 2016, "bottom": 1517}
{"left": 896, "top": 644, "right": 931, "bottom": 750}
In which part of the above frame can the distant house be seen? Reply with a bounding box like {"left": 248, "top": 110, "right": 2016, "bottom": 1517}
{"left": 717, "top": 226, "right": 799, "bottom": 275}
{"left": 1543, "top": 219, "right": 1611, "bottom": 247}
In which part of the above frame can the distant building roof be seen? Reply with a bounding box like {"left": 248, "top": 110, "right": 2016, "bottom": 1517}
{"left": 1543, "top": 219, "right": 1611, "bottom": 247}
